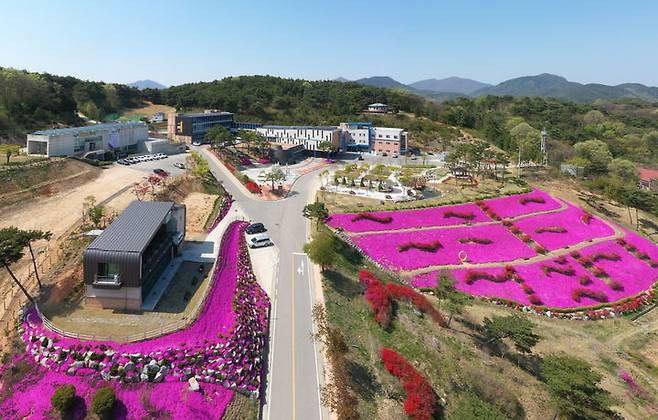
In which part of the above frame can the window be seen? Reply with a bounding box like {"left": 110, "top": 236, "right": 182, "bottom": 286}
{"left": 394, "top": 135, "right": 398, "bottom": 139}
{"left": 98, "top": 262, "right": 120, "bottom": 277}
{"left": 386, "top": 135, "right": 390, "bottom": 138}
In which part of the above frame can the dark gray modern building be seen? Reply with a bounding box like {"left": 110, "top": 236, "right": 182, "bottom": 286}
{"left": 83, "top": 201, "right": 186, "bottom": 310}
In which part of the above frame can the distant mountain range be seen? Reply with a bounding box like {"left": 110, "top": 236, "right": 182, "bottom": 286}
{"left": 339, "top": 74, "right": 658, "bottom": 103}
{"left": 408, "top": 77, "right": 491, "bottom": 94}
{"left": 128, "top": 79, "right": 167, "bottom": 90}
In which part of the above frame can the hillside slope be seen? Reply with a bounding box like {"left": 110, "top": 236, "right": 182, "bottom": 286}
{"left": 409, "top": 76, "right": 491, "bottom": 94}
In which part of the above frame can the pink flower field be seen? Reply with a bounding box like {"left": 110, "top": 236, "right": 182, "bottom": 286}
{"left": 514, "top": 204, "right": 615, "bottom": 251}
{"left": 481, "top": 189, "right": 562, "bottom": 219}
{"left": 0, "top": 221, "right": 269, "bottom": 419}
{"left": 327, "top": 189, "right": 658, "bottom": 311}
{"left": 412, "top": 238, "right": 658, "bottom": 309}
{"left": 352, "top": 224, "right": 536, "bottom": 271}
{"left": 326, "top": 202, "right": 492, "bottom": 232}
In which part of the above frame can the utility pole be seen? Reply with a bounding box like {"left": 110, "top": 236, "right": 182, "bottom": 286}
{"left": 540, "top": 128, "right": 548, "bottom": 166}
{"left": 517, "top": 143, "right": 522, "bottom": 178}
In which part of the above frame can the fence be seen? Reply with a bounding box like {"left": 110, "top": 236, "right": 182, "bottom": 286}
{"left": 0, "top": 245, "right": 59, "bottom": 337}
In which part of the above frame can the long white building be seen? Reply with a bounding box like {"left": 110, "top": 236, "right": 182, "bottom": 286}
{"left": 256, "top": 125, "right": 343, "bottom": 151}
{"left": 27, "top": 121, "right": 149, "bottom": 157}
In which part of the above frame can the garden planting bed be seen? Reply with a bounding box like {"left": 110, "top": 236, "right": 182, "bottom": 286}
{"left": 326, "top": 202, "right": 492, "bottom": 233}
{"left": 330, "top": 189, "right": 658, "bottom": 316}
{"left": 0, "top": 221, "right": 269, "bottom": 418}
{"left": 352, "top": 224, "right": 536, "bottom": 270}
{"left": 513, "top": 204, "right": 614, "bottom": 251}
{"left": 479, "top": 189, "right": 562, "bottom": 219}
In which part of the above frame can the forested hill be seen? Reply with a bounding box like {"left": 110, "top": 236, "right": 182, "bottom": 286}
{"left": 0, "top": 67, "right": 143, "bottom": 143}
{"left": 143, "top": 75, "right": 440, "bottom": 124}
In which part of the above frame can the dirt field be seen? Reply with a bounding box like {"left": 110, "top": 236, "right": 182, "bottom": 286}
{"left": 183, "top": 192, "right": 216, "bottom": 236}
{"left": 0, "top": 164, "right": 145, "bottom": 238}
{"left": 121, "top": 102, "right": 175, "bottom": 118}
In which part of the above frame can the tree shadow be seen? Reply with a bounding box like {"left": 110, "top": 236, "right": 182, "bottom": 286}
{"left": 346, "top": 360, "right": 381, "bottom": 401}
{"left": 63, "top": 395, "right": 87, "bottom": 420}
{"left": 334, "top": 238, "right": 363, "bottom": 265}
{"left": 323, "top": 269, "right": 363, "bottom": 299}
{"left": 112, "top": 399, "right": 129, "bottom": 420}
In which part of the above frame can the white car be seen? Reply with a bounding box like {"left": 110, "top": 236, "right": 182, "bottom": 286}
{"left": 249, "top": 233, "right": 273, "bottom": 249}
{"left": 192, "top": 141, "right": 202, "bottom": 146}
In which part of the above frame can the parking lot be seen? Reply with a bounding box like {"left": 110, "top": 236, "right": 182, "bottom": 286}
{"left": 116, "top": 152, "right": 189, "bottom": 176}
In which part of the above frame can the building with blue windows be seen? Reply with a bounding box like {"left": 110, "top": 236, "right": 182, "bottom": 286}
{"left": 168, "top": 111, "right": 235, "bottom": 143}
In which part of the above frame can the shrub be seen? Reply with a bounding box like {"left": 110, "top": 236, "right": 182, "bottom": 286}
{"left": 582, "top": 212, "right": 594, "bottom": 224}
{"left": 591, "top": 267, "right": 608, "bottom": 278}
{"left": 535, "top": 245, "right": 549, "bottom": 254}
{"left": 521, "top": 284, "right": 535, "bottom": 295}
{"left": 245, "top": 181, "right": 261, "bottom": 194}
{"left": 51, "top": 384, "right": 76, "bottom": 414}
{"left": 386, "top": 283, "right": 447, "bottom": 327}
{"left": 465, "top": 270, "right": 511, "bottom": 285}
{"left": 443, "top": 210, "right": 476, "bottom": 221}
{"left": 398, "top": 241, "right": 443, "bottom": 253}
{"left": 528, "top": 294, "right": 543, "bottom": 305}
{"left": 636, "top": 252, "right": 650, "bottom": 261}
{"left": 591, "top": 252, "right": 621, "bottom": 262}
{"left": 520, "top": 234, "right": 533, "bottom": 243}
{"left": 578, "top": 276, "right": 593, "bottom": 285}
{"left": 502, "top": 219, "right": 513, "bottom": 227}
{"left": 577, "top": 257, "right": 593, "bottom": 268}
{"left": 359, "top": 271, "right": 392, "bottom": 328}
{"left": 609, "top": 280, "right": 624, "bottom": 291}
{"left": 380, "top": 348, "right": 438, "bottom": 420}
{"left": 351, "top": 213, "right": 393, "bottom": 224}
{"left": 570, "top": 251, "right": 581, "bottom": 259}
{"left": 535, "top": 226, "right": 568, "bottom": 234}
{"left": 541, "top": 265, "right": 575, "bottom": 277}
{"left": 572, "top": 288, "right": 608, "bottom": 303}
{"left": 458, "top": 237, "right": 494, "bottom": 245}
{"left": 555, "top": 256, "right": 568, "bottom": 265}
{"left": 509, "top": 226, "right": 522, "bottom": 235}
{"left": 92, "top": 387, "right": 116, "bottom": 417}
{"left": 519, "top": 196, "right": 546, "bottom": 205}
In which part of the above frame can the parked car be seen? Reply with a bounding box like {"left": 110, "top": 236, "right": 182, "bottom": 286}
{"left": 249, "top": 233, "right": 273, "bottom": 248}
{"left": 357, "top": 155, "right": 364, "bottom": 161}
{"left": 153, "top": 168, "right": 167, "bottom": 176}
{"left": 117, "top": 159, "right": 128, "bottom": 165}
{"left": 174, "top": 163, "right": 186, "bottom": 170}
{"left": 392, "top": 154, "right": 398, "bottom": 158}
{"left": 385, "top": 195, "right": 393, "bottom": 200}
{"left": 246, "top": 223, "right": 266, "bottom": 235}
{"left": 192, "top": 141, "right": 202, "bottom": 146}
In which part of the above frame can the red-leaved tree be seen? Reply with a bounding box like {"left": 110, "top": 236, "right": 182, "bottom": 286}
{"left": 380, "top": 348, "right": 438, "bottom": 420}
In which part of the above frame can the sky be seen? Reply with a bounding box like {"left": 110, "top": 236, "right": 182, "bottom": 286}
{"left": 2, "top": 0, "right": 658, "bottom": 87}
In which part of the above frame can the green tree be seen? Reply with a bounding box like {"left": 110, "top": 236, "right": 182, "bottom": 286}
{"left": 303, "top": 201, "right": 329, "bottom": 228}
{"left": 434, "top": 271, "right": 472, "bottom": 327}
{"left": 0, "top": 227, "right": 34, "bottom": 303}
{"left": 18, "top": 229, "right": 52, "bottom": 290}
{"left": 607, "top": 158, "right": 638, "bottom": 183}
{"left": 0, "top": 144, "right": 21, "bottom": 164}
{"left": 303, "top": 229, "right": 337, "bottom": 272}
{"left": 511, "top": 122, "right": 541, "bottom": 163}
{"left": 264, "top": 167, "right": 286, "bottom": 190}
{"left": 51, "top": 384, "right": 76, "bottom": 414}
{"left": 318, "top": 140, "right": 335, "bottom": 154}
{"left": 574, "top": 140, "right": 612, "bottom": 173}
{"left": 483, "top": 314, "right": 540, "bottom": 354}
{"left": 541, "top": 355, "right": 617, "bottom": 420}
{"left": 91, "top": 387, "right": 116, "bottom": 418}
{"left": 205, "top": 125, "right": 234, "bottom": 150}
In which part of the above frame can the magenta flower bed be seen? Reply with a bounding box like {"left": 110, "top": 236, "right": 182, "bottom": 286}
{"left": 353, "top": 224, "right": 536, "bottom": 271}
{"left": 514, "top": 204, "right": 615, "bottom": 251}
{"left": 4, "top": 221, "right": 270, "bottom": 418}
{"left": 482, "top": 189, "right": 562, "bottom": 219}
{"left": 0, "top": 364, "right": 234, "bottom": 419}
{"left": 413, "top": 239, "right": 658, "bottom": 308}
{"left": 326, "top": 202, "right": 492, "bottom": 233}
{"left": 578, "top": 240, "right": 658, "bottom": 294}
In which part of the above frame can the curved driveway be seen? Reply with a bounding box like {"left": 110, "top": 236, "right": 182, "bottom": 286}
{"left": 196, "top": 147, "right": 326, "bottom": 420}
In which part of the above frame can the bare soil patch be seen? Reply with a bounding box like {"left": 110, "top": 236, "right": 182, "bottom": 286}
{"left": 183, "top": 192, "right": 216, "bottom": 234}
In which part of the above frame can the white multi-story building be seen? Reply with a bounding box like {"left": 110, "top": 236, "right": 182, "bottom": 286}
{"left": 339, "top": 122, "right": 372, "bottom": 150}
{"left": 371, "top": 127, "right": 408, "bottom": 155}
{"left": 256, "top": 125, "right": 343, "bottom": 151}
{"left": 27, "top": 121, "right": 149, "bottom": 157}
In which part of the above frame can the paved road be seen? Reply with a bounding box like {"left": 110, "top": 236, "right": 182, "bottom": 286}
{"left": 196, "top": 147, "right": 326, "bottom": 420}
